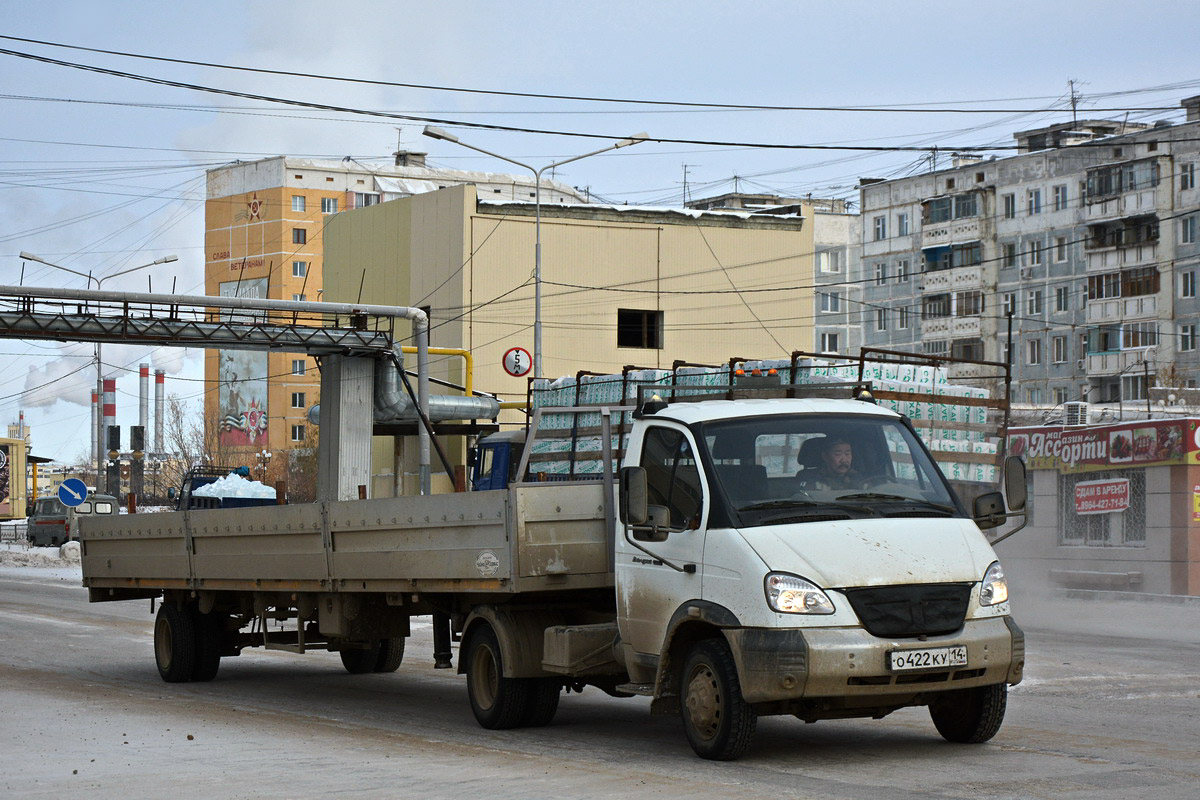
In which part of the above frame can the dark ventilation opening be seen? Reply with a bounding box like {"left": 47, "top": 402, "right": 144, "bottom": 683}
{"left": 617, "top": 309, "right": 663, "bottom": 349}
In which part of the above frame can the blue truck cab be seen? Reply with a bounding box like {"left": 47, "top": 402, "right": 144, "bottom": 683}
{"left": 471, "top": 430, "right": 526, "bottom": 491}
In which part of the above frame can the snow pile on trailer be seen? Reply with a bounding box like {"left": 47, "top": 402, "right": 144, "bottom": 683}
{"left": 192, "top": 472, "right": 277, "bottom": 500}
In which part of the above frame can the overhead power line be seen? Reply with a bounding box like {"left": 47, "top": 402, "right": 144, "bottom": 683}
{"left": 0, "top": 34, "right": 1191, "bottom": 114}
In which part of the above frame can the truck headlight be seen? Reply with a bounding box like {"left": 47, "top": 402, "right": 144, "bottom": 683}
{"left": 980, "top": 561, "right": 1008, "bottom": 606}
{"left": 765, "top": 573, "right": 835, "bottom": 615}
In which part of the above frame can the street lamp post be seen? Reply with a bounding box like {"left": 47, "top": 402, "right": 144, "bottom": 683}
{"left": 18, "top": 252, "right": 178, "bottom": 479}
{"left": 422, "top": 127, "right": 648, "bottom": 379}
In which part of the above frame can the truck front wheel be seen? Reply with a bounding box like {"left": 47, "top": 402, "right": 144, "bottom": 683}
{"left": 929, "top": 683, "right": 1007, "bottom": 743}
{"left": 154, "top": 602, "right": 198, "bottom": 683}
{"left": 465, "top": 624, "right": 530, "bottom": 729}
{"left": 680, "top": 639, "right": 757, "bottom": 760}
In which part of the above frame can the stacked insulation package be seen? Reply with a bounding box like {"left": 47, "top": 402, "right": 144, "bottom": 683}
{"left": 528, "top": 358, "right": 998, "bottom": 485}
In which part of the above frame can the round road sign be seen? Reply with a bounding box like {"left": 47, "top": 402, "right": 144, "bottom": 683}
{"left": 502, "top": 347, "right": 533, "bottom": 377}
{"left": 58, "top": 478, "right": 88, "bottom": 508}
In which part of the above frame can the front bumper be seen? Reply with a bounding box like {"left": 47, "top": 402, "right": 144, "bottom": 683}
{"left": 723, "top": 616, "right": 1023, "bottom": 705}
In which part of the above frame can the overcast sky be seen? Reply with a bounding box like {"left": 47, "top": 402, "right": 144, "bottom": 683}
{"left": 1, "top": 0, "right": 1196, "bottom": 464}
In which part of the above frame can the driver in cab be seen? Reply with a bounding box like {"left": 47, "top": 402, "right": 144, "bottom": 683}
{"left": 802, "top": 436, "right": 865, "bottom": 491}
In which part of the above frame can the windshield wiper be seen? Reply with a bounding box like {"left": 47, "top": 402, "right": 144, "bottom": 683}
{"left": 739, "top": 498, "right": 876, "bottom": 515}
{"left": 834, "top": 493, "right": 957, "bottom": 514}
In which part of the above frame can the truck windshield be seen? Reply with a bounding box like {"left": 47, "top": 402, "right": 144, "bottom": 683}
{"left": 701, "top": 413, "right": 961, "bottom": 526}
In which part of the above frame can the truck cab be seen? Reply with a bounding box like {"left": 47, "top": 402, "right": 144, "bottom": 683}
{"left": 614, "top": 396, "right": 1023, "bottom": 758}
{"left": 471, "top": 430, "right": 525, "bottom": 491}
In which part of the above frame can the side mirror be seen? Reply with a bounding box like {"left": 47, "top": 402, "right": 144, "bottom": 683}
{"left": 619, "top": 467, "right": 648, "bottom": 526}
{"left": 973, "top": 491, "right": 1007, "bottom": 530}
{"left": 631, "top": 505, "right": 670, "bottom": 542}
{"left": 167, "top": 487, "right": 176, "bottom": 500}
{"left": 1003, "top": 455, "right": 1027, "bottom": 511}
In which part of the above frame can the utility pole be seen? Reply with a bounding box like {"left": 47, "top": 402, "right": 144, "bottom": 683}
{"left": 1068, "top": 79, "right": 1080, "bottom": 127}
{"left": 681, "top": 164, "right": 696, "bottom": 206}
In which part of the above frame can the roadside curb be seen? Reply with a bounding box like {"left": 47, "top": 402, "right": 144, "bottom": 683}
{"left": 1055, "top": 588, "right": 1200, "bottom": 607}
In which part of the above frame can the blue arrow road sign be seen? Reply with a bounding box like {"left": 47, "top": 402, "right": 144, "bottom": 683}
{"left": 58, "top": 478, "right": 88, "bottom": 508}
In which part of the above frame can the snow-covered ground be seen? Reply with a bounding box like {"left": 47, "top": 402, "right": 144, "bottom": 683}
{"left": 0, "top": 542, "right": 84, "bottom": 581}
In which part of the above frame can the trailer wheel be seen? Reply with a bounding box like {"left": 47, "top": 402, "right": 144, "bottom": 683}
{"left": 154, "top": 602, "right": 198, "bottom": 683}
{"left": 191, "top": 610, "right": 223, "bottom": 682}
{"left": 374, "top": 638, "right": 405, "bottom": 673}
{"left": 930, "top": 683, "right": 1007, "bottom": 743}
{"left": 340, "top": 646, "right": 380, "bottom": 674}
{"left": 520, "top": 679, "right": 561, "bottom": 727}
{"left": 680, "top": 639, "right": 757, "bottom": 760}
{"left": 465, "top": 624, "right": 529, "bottom": 729}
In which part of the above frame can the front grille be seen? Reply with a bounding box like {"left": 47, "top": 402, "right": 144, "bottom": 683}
{"left": 842, "top": 583, "right": 971, "bottom": 637}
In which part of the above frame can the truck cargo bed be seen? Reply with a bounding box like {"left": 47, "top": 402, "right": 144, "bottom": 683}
{"left": 81, "top": 483, "right": 613, "bottom": 597}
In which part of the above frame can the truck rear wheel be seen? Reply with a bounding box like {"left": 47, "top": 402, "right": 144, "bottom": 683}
{"left": 154, "top": 602, "right": 198, "bottom": 683}
{"left": 929, "top": 683, "right": 1007, "bottom": 743}
{"left": 680, "top": 639, "right": 757, "bottom": 760}
{"left": 465, "top": 624, "right": 529, "bottom": 729}
{"left": 339, "top": 638, "right": 406, "bottom": 674}
{"left": 191, "top": 610, "right": 223, "bottom": 682}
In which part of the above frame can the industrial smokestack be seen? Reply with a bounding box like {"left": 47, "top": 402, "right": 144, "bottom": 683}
{"left": 90, "top": 390, "right": 99, "bottom": 466}
{"left": 139, "top": 364, "right": 149, "bottom": 434}
{"left": 103, "top": 378, "right": 116, "bottom": 454}
{"left": 154, "top": 370, "right": 165, "bottom": 454}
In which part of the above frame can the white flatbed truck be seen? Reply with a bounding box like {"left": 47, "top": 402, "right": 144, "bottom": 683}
{"left": 80, "top": 386, "right": 1026, "bottom": 760}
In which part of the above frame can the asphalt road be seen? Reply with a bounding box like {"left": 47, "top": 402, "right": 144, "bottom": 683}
{"left": 2, "top": 563, "right": 1199, "bottom": 800}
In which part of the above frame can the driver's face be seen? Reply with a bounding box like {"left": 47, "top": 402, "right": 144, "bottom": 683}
{"left": 824, "top": 442, "right": 853, "bottom": 475}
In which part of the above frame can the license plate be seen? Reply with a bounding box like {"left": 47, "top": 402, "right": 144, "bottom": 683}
{"left": 888, "top": 645, "right": 967, "bottom": 672}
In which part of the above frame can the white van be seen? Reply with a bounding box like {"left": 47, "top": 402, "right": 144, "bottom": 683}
{"left": 28, "top": 493, "right": 118, "bottom": 547}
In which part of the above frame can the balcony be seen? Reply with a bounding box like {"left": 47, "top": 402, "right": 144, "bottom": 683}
{"left": 921, "top": 315, "right": 981, "bottom": 339}
{"left": 1086, "top": 243, "right": 1158, "bottom": 272}
{"left": 922, "top": 217, "right": 983, "bottom": 245}
{"left": 921, "top": 265, "right": 983, "bottom": 294}
{"left": 1087, "top": 349, "right": 1154, "bottom": 377}
{"left": 1085, "top": 189, "right": 1159, "bottom": 221}
{"left": 1085, "top": 295, "right": 1158, "bottom": 324}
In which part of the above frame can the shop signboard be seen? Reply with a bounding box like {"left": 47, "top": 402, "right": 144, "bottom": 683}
{"left": 1008, "top": 418, "right": 1199, "bottom": 473}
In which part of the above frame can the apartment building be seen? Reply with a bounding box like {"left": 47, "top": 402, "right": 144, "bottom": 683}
{"left": 857, "top": 96, "right": 1200, "bottom": 407}
{"left": 203, "top": 154, "right": 586, "bottom": 466}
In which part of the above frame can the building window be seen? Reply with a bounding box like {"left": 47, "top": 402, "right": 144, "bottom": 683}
{"left": 1053, "top": 387, "right": 1068, "bottom": 405}
{"left": 954, "top": 193, "right": 978, "bottom": 218}
{"left": 951, "top": 338, "right": 984, "bottom": 360}
{"left": 923, "top": 197, "right": 952, "bottom": 224}
{"left": 955, "top": 290, "right": 983, "bottom": 316}
{"left": 874, "top": 263, "right": 888, "bottom": 285}
{"left": 321, "top": 197, "right": 339, "bottom": 214}
{"left": 617, "top": 308, "right": 663, "bottom": 349}
{"left": 816, "top": 249, "right": 841, "bottom": 273}
{"left": 291, "top": 359, "right": 306, "bottom": 376}
{"left": 1182, "top": 163, "right": 1196, "bottom": 192}
{"left": 1027, "top": 339, "right": 1042, "bottom": 365}
{"left": 292, "top": 228, "right": 307, "bottom": 245}
{"left": 1002, "top": 194, "right": 1016, "bottom": 219}
{"left": 1053, "top": 184, "right": 1068, "bottom": 211}
{"left": 1086, "top": 159, "right": 1160, "bottom": 199}
{"left": 923, "top": 340, "right": 949, "bottom": 357}
{"left": 898, "top": 307, "right": 910, "bottom": 329}
{"left": 820, "top": 292, "right": 841, "bottom": 313}
{"left": 873, "top": 216, "right": 887, "bottom": 241}
{"left": 1028, "top": 290, "right": 1043, "bottom": 315}
{"left": 355, "top": 192, "right": 380, "bottom": 207}
{"left": 896, "top": 259, "right": 910, "bottom": 282}
{"left": 820, "top": 332, "right": 840, "bottom": 352}
{"left": 1054, "top": 236, "right": 1069, "bottom": 262}
{"left": 922, "top": 293, "right": 951, "bottom": 319}
{"left": 292, "top": 260, "right": 307, "bottom": 278}
{"left": 1026, "top": 387, "right": 1042, "bottom": 404}
{"left": 1002, "top": 293, "right": 1016, "bottom": 316}
{"left": 1181, "top": 324, "right": 1198, "bottom": 352}
{"left": 1027, "top": 189, "right": 1042, "bottom": 215}
{"left": 897, "top": 213, "right": 909, "bottom": 236}
{"left": 292, "top": 293, "right": 307, "bottom": 302}
{"left": 1002, "top": 243, "right": 1017, "bottom": 269}
{"left": 876, "top": 308, "right": 888, "bottom": 331}
{"left": 1182, "top": 216, "right": 1197, "bottom": 245}
{"left": 291, "top": 392, "right": 306, "bottom": 408}
{"left": 290, "top": 425, "right": 306, "bottom": 442}
{"left": 1052, "top": 336, "right": 1068, "bottom": 363}
{"left": 1055, "top": 286, "right": 1069, "bottom": 313}
{"left": 1027, "top": 239, "right": 1042, "bottom": 266}
{"left": 291, "top": 195, "right": 306, "bottom": 212}
{"left": 1122, "top": 322, "right": 1159, "bottom": 349}
{"left": 1182, "top": 271, "right": 1196, "bottom": 298}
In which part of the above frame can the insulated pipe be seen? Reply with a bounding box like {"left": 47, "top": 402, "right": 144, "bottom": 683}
{"left": 0, "top": 284, "right": 432, "bottom": 492}
{"left": 371, "top": 346, "right": 500, "bottom": 423}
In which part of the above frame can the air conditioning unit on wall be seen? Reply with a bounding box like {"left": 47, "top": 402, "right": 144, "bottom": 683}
{"left": 1064, "top": 401, "right": 1090, "bottom": 426}
{"left": 1020, "top": 267, "right": 1034, "bottom": 280}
